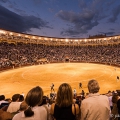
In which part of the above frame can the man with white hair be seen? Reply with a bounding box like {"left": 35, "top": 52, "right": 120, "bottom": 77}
{"left": 80, "top": 79, "right": 110, "bottom": 120}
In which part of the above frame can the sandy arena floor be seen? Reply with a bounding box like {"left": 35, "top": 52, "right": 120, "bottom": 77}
{"left": 0, "top": 63, "right": 120, "bottom": 98}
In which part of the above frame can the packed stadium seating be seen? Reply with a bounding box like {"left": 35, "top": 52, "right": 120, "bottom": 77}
{"left": 0, "top": 29, "right": 120, "bottom": 71}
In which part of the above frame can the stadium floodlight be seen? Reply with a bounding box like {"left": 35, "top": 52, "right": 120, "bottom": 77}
{"left": 10, "top": 32, "right": 13, "bottom": 35}
{"left": 32, "top": 36, "right": 35, "bottom": 39}
{"left": 65, "top": 39, "right": 68, "bottom": 42}
{"left": 75, "top": 39, "right": 78, "bottom": 42}
{"left": 0, "top": 30, "right": 5, "bottom": 34}
{"left": 0, "top": 30, "right": 2, "bottom": 33}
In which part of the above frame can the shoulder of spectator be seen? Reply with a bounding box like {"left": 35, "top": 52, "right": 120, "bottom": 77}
{"left": 50, "top": 103, "right": 55, "bottom": 115}
{"left": 72, "top": 104, "right": 80, "bottom": 115}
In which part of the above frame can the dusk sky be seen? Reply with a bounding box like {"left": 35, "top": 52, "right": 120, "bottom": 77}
{"left": 0, "top": 0, "right": 120, "bottom": 38}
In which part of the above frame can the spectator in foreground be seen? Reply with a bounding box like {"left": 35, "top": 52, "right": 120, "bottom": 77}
{"left": 117, "top": 95, "right": 120, "bottom": 120}
{"left": 0, "top": 109, "right": 13, "bottom": 120}
{"left": 0, "top": 95, "right": 8, "bottom": 105}
{"left": 50, "top": 83, "right": 80, "bottom": 120}
{"left": 12, "top": 86, "right": 47, "bottom": 120}
{"left": 80, "top": 79, "right": 110, "bottom": 120}
{"left": 0, "top": 95, "right": 9, "bottom": 110}
{"left": 108, "top": 91, "right": 113, "bottom": 110}
{"left": 111, "top": 94, "right": 119, "bottom": 120}
{"left": 40, "top": 96, "right": 53, "bottom": 120}
{"left": 7, "top": 94, "right": 21, "bottom": 113}
{"left": 19, "top": 101, "right": 28, "bottom": 112}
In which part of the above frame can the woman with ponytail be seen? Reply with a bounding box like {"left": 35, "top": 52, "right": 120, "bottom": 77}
{"left": 12, "top": 86, "right": 47, "bottom": 120}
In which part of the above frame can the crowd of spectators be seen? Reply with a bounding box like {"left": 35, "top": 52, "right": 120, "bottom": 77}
{"left": 0, "top": 80, "right": 120, "bottom": 120}
{"left": 0, "top": 42, "right": 120, "bottom": 70}
{"left": 1, "top": 31, "right": 120, "bottom": 119}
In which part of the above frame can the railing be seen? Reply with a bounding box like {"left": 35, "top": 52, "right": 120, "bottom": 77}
{"left": 0, "top": 61, "right": 120, "bottom": 72}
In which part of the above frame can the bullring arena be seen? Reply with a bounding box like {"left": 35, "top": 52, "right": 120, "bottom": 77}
{"left": 0, "top": 29, "right": 120, "bottom": 98}
{"left": 0, "top": 63, "right": 120, "bottom": 98}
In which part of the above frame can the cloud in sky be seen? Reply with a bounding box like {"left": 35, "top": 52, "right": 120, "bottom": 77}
{"left": 0, "top": 0, "right": 120, "bottom": 38}
{"left": 0, "top": 5, "right": 50, "bottom": 33}
{"left": 99, "top": 31, "right": 115, "bottom": 36}
{"left": 56, "top": 0, "right": 116, "bottom": 37}
{"left": 108, "top": 4, "right": 120, "bottom": 23}
{"left": 58, "top": 0, "right": 120, "bottom": 37}
{"left": 57, "top": 10, "right": 98, "bottom": 37}
{"left": 0, "top": 0, "right": 8, "bottom": 3}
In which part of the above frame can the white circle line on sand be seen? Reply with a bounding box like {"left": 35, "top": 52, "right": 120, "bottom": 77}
{"left": 21, "top": 69, "right": 32, "bottom": 80}
{"left": 21, "top": 65, "right": 110, "bottom": 84}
